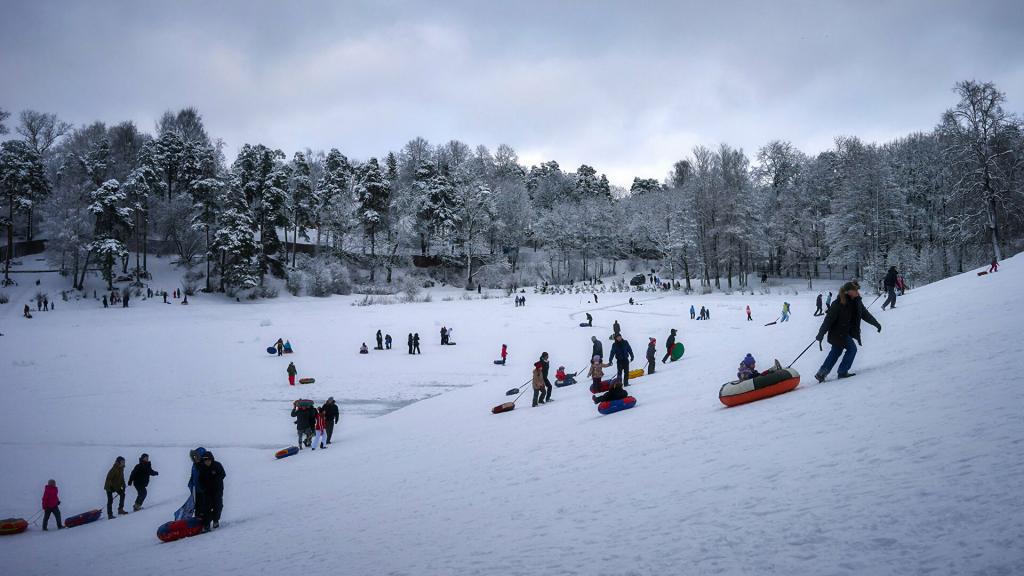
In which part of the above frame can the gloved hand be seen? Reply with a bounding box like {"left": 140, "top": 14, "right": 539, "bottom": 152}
{"left": 877, "top": 325, "right": 882, "bottom": 333}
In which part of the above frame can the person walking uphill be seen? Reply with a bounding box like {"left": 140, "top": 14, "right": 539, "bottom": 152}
{"left": 662, "top": 329, "right": 677, "bottom": 363}
{"left": 539, "top": 352, "right": 553, "bottom": 402}
{"left": 322, "top": 397, "right": 340, "bottom": 444}
{"left": 291, "top": 402, "right": 316, "bottom": 449}
{"left": 104, "top": 456, "right": 128, "bottom": 519}
{"left": 591, "top": 336, "right": 603, "bottom": 362}
{"left": 608, "top": 333, "right": 635, "bottom": 387}
{"left": 196, "top": 451, "right": 226, "bottom": 532}
{"left": 612, "top": 320, "right": 621, "bottom": 336}
{"left": 41, "top": 479, "right": 63, "bottom": 530}
{"left": 312, "top": 407, "right": 328, "bottom": 450}
{"left": 815, "top": 294, "right": 824, "bottom": 316}
{"left": 531, "top": 362, "right": 547, "bottom": 407}
{"left": 646, "top": 338, "right": 657, "bottom": 374}
{"left": 376, "top": 330, "right": 383, "bottom": 350}
{"left": 814, "top": 282, "right": 882, "bottom": 383}
{"left": 882, "top": 266, "right": 899, "bottom": 310}
{"left": 128, "top": 453, "right": 159, "bottom": 511}
{"left": 287, "top": 361, "right": 297, "bottom": 386}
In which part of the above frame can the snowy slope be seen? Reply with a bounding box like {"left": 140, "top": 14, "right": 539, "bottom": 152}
{"left": 1, "top": 256, "right": 1022, "bottom": 575}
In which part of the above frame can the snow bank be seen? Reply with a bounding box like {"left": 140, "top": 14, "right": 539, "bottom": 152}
{"left": 1, "top": 256, "right": 1021, "bottom": 575}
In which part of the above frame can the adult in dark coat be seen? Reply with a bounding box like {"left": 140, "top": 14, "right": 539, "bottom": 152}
{"left": 612, "top": 320, "right": 621, "bottom": 336}
{"left": 814, "top": 282, "right": 881, "bottom": 382}
{"left": 103, "top": 456, "right": 127, "bottom": 519}
{"left": 322, "top": 397, "right": 340, "bottom": 444}
{"left": 407, "top": 333, "right": 414, "bottom": 354}
{"left": 646, "top": 338, "right": 657, "bottom": 374}
{"left": 196, "top": 451, "right": 226, "bottom": 531}
{"left": 661, "top": 329, "right": 677, "bottom": 364}
{"left": 128, "top": 454, "right": 159, "bottom": 511}
{"left": 815, "top": 294, "right": 823, "bottom": 316}
{"left": 608, "top": 334, "right": 635, "bottom": 387}
{"left": 375, "top": 330, "right": 383, "bottom": 350}
{"left": 291, "top": 404, "right": 316, "bottom": 448}
{"left": 881, "top": 266, "right": 898, "bottom": 310}
{"left": 539, "top": 352, "right": 552, "bottom": 402}
{"left": 413, "top": 333, "right": 421, "bottom": 354}
{"left": 591, "top": 336, "right": 603, "bottom": 363}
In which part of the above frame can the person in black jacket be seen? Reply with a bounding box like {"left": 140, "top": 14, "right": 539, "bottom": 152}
{"left": 608, "top": 333, "right": 635, "bottom": 387}
{"left": 291, "top": 403, "right": 315, "bottom": 448}
{"left": 196, "top": 451, "right": 226, "bottom": 532}
{"left": 322, "top": 397, "right": 340, "bottom": 444}
{"left": 661, "top": 329, "right": 677, "bottom": 364}
{"left": 814, "top": 294, "right": 824, "bottom": 316}
{"left": 375, "top": 330, "right": 383, "bottom": 350}
{"left": 814, "top": 282, "right": 882, "bottom": 382}
{"left": 407, "top": 333, "right": 413, "bottom": 354}
{"left": 413, "top": 333, "right": 421, "bottom": 354}
{"left": 591, "top": 336, "right": 603, "bottom": 363}
{"left": 128, "top": 454, "right": 159, "bottom": 511}
{"left": 881, "top": 266, "right": 898, "bottom": 310}
{"left": 646, "top": 338, "right": 656, "bottom": 374}
{"left": 539, "top": 352, "right": 552, "bottom": 402}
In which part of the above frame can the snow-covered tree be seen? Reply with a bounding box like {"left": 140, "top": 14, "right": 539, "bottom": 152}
{"left": 87, "top": 179, "right": 133, "bottom": 289}
{"left": 354, "top": 157, "right": 390, "bottom": 280}
{"left": 1, "top": 140, "right": 47, "bottom": 284}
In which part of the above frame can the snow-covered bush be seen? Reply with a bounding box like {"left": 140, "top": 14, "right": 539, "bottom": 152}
{"left": 400, "top": 276, "right": 421, "bottom": 303}
{"left": 181, "top": 269, "right": 204, "bottom": 296}
{"left": 286, "top": 270, "right": 306, "bottom": 296}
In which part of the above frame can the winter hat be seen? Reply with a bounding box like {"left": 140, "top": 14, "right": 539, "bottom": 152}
{"left": 202, "top": 451, "right": 213, "bottom": 461}
{"left": 742, "top": 354, "right": 756, "bottom": 367}
{"left": 650, "top": 337, "right": 656, "bottom": 343}
{"left": 592, "top": 355, "right": 601, "bottom": 362}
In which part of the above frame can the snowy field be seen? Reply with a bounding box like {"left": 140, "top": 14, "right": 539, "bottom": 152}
{"left": 1, "top": 254, "right": 1022, "bottom": 576}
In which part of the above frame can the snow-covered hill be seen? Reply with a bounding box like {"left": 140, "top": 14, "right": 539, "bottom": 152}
{"left": 1, "top": 256, "right": 1021, "bottom": 575}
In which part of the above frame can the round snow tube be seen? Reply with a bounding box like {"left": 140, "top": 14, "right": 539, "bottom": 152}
{"left": 0, "top": 518, "right": 28, "bottom": 536}
{"left": 157, "top": 517, "right": 204, "bottom": 542}
{"left": 598, "top": 396, "right": 637, "bottom": 415}
{"left": 719, "top": 368, "right": 800, "bottom": 407}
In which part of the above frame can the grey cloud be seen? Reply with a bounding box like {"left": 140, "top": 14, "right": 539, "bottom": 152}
{"left": 1, "top": 0, "right": 1022, "bottom": 186}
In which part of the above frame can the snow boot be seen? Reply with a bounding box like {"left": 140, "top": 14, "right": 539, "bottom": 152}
{"left": 320, "top": 443, "right": 327, "bottom": 449}
{"left": 838, "top": 372, "right": 856, "bottom": 379}
{"left": 592, "top": 395, "right": 600, "bottom": 404}
{"left": 212, "top": 521, "right": 219, "bottom": 529}
{"left": 118, "top": 509, "right": 129, "bottom": 516}
{"left": 814, "top": 371, "right": 826, "bottom": 383}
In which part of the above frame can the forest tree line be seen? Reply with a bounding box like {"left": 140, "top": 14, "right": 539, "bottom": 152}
{"left": 1, "top": 80, "right": 1022, "bottom": 295}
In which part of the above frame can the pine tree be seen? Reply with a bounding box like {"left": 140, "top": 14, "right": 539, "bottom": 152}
{"left": 354, "top": 157, "right": 390, "bottom": 280}
{"left": 230, "top": 144, "right": 288, "bottom": 283}
{"left": 211, "top": 185, "right": 258, "bottom": 292}
{"left": 287, "top": 151, "right": 314, "bottom": 267}
{"left": 87, "top": 179, "right": 133, "bottom": 289}
{"left": 1, "top": 140, "right": 47, "bottom": 284}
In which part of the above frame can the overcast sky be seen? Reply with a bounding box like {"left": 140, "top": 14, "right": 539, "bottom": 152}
{"left": 2, "top": 0, "right": 1022, "bottom": 186}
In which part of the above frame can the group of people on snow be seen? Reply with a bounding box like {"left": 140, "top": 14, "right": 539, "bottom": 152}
{"left": 290, "top": 398, "right": 340, "bottom": 450}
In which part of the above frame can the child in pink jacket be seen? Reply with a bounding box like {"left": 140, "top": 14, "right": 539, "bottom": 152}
{"left": 42, "top": 479, "right": 63, "bottom": 530}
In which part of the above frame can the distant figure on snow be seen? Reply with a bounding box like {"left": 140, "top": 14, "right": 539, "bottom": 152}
{"left": 359, "top": 343, "right": 369, "bottom": 354}
{"left": 413, "top": 333, "right": 421, "bottom": 354}
{"left": 275, "top": 338, "right": 284, "bottom": 356}
{"left": 287, "top": 361, "right": 297, "bottom": 385}
{"left": 690, "top": 305, "right": 695, "bottom": 320}
{"left": 591, "top": 335, "right": 603, "bottom": 362}
{"left": 646, "top": 338, "right": 656, "bottom": 374}
{"left": 313, "top": 408, "right": 328, "bottom": 450}
{"left": 613, "top": 320, "right": 621, "bottom": 336}
{"left": 384, "top": 334, "right": 392, "bottom": 350}
{"left": 499, "top": 344, "right": 508, "bottom": 365}
{"left": 585, "top": 312, "right": 593, "bottom": 326}
{"left": 826, "top": 291, "right": 833, "bottom": 310}
{"left": 375, "top": 330, "right": 383, "bottom": 350}
{"left": 407, "top": 333, "right": 414, "bottom": 354}
{"left": 881, "top": 266, "right": 899, "bottom": 310}
{"left": 989, "top": 258, "right": 999, "bottom": 274}
{"left": 746, "top": 305, "right": 752, "bottom": 321}
{"left": 662, "top": 329, "right": 677, "bottom": 364}
{"left": 780, "top": 302, "right": 790, "bottom": 322}
{"left": 815, "top": 294, "right": 823, "bottom": 316}
{"left": 539, "top": 352, "right": 552, "bottom": 402}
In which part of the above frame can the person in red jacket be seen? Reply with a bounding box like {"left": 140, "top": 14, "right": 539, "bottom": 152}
{"left": 500, "top": 344, "right": 508, "bottom": 365}
{"left": 312, "top": 407, "right": 328, "bottom": 450}
{"left": 42, "top": 479, "right": 63, "bottom": 530}
{"left": 990, "top": 258, "right": 999, "bottom": 273}
{"left": 287, "top": 362, "right": 297, "bottom": 386}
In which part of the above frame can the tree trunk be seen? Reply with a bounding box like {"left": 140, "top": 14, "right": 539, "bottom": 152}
{"left": 3, "top": 199, "right": 13, "bottom": 284}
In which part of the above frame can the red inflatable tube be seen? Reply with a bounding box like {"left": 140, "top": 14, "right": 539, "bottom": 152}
{"left": 719, "top": 368, "right": 801, "bottom": 407}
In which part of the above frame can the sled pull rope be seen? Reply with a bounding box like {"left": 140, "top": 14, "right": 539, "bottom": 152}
{"left": 787, "top": 340, "right": 816, "bottom": 368}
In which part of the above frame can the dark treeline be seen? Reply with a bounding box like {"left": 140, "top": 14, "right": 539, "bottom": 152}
{"left": 1, "top": 80, "right": 1021, "bottom": 295}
